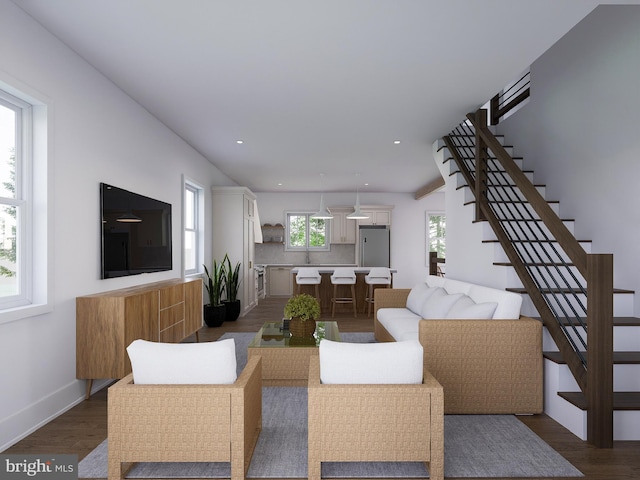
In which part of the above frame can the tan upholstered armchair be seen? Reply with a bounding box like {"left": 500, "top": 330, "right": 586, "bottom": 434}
{"left": 107, "top": 355, "right": 262, "bottom": 480}
{"left": 307, "top": 343, "right": 444, "bottom": 480}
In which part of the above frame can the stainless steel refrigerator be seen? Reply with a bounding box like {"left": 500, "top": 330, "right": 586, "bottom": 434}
{"left": 359, "top": 226, "right": 390, "bottom": 267}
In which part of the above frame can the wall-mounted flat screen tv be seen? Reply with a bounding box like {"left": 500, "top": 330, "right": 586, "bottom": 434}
{"left": 100, "top": 183, "right": 173, "bottom": 279}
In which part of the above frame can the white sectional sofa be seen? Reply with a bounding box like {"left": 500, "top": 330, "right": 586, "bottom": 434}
{"left": 374, "top": 275, "right": 543, "bottom": 414}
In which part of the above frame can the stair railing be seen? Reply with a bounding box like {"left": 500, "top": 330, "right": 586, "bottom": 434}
{"left": 442, "top": 109, "right": 613, "bottom": 447}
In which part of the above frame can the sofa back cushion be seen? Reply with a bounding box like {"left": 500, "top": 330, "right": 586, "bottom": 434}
{"left": 446, "top": 294, "right": 498, "bottom": 319}
{"left": 467, "top": 284, "right": 522, "bottom": 319}
{"left": 420, "top": 287, "right": 464, "bottom": 319}
{"left": 319, "top": 339, "right": 423, "bottom": 384}
{"left": 127, "top": 338, "right": 237, "bottom": 384}
{"left": 425, "top": 275, "right": 522, "bottom": 319}
{"left": 406, "top": 283, "right": 441, "bottom": 314}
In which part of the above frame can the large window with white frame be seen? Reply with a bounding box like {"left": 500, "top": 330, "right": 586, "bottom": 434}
{"left": 0, "top": 94, "right": 28, "bottom": 308}
{"left": 0, "top": 84, "right": 49, "bottom": 322}
{"left": 285, "top": 212, "right": 330, "bottom": 251}
{"left": 184, "top": 179, "right": 204, "bottom": 275}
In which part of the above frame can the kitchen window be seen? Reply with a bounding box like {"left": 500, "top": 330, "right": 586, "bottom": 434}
{"left": 285, "top": 212, "right": 330, "bottom": 251}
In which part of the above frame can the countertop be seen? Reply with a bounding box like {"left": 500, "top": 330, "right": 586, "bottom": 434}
{"left": 260, "top": 264, "right": 356, "bottom": 268}
{"left": 290, "top": 266, "right": 396, "bottom": 274}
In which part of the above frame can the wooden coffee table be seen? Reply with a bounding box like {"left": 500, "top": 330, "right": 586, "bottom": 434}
{"left": 247, "top": 321, "right": 341, "bottom": 386}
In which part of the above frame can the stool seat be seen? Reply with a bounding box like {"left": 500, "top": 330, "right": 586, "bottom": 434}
{"left": 364, "top": 267, "right": 392, "bottom": 317}
{"left": 330, "top": 268, "right": 357, "bottom": 318}
{"left": 295, "top": 268, "right": 322, "bottom": 310}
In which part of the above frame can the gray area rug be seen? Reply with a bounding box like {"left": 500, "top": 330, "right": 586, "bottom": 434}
{"left": 79, "top": 332, "right": 583, "bottom": 478}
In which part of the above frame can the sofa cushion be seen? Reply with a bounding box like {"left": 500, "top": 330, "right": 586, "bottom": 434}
{"left": 406, "top": 284, "right": 441, "bottom": 314}
{"left": 377, "top": 308, "right": 423, "bottom": 341}
{"left": 446, "top": 294, "right": 498, "bottom": 319}
{"left": 319, "top": 339, "right": 423, "bottom": 384}
{"left": 127, "top": 338, "right": 237, "bottom": 385}
{"left": 467, "top": 284, "right": 522, "bottom": 319}
{"left": 420, "top": 288, "right": 464, "bottom": 319}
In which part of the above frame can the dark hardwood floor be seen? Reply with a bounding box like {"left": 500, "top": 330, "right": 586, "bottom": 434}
{"left": 4, "top": 297, "right": 640, "bottom": 479}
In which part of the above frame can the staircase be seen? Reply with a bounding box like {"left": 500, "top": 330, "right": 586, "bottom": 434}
{"left": 433, "top": 110, "right": 640, "bottom": 445}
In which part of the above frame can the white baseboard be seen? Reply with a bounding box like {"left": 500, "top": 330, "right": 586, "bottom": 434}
{"left": 0, "top": 378, "right": 112, "bottom": 452}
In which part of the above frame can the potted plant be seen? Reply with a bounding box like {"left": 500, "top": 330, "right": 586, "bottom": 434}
{"left": 284, "top": 293, "right": 321, "bottom": 337}
{"left": 222, "top": 253, "right": 242, "bottom": 322}
{"left": 203, "top": 259, "right": 226, "bottom": 327}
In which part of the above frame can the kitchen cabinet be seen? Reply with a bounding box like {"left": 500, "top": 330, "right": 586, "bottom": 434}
{"left": 268, "top": 266, "right": 292, "bottom": 296}
{"left": 211, "top": 186, "right": 257, "bottom": 316}
{"left": 328, "top": 208, "right": 357, "bottom": 244}
{"left": 358, "top": 207, "right": 393, "bottom": 226}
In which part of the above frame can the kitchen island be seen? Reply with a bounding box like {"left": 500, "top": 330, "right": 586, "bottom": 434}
{"left": 290, "top": 266, "right": 396, "bottom": 315}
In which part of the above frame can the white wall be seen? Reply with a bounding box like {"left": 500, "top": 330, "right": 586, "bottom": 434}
{"left": 497, "top": 5, "right": 640, "bottom": 314}
{"left": 255, "top": 191, "right": 445, "bottom": 289}
{"left": 0, "top": 1, "right": 236, "bottom": 450}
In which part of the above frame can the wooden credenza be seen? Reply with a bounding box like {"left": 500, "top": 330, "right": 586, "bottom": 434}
{"left": 76, "top": 277, "right": 202, "bottom": 398}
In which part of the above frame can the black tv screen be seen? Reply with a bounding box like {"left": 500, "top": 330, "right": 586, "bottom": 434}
{"left": 100, "top": 183, "right": 173, "bottom": 279}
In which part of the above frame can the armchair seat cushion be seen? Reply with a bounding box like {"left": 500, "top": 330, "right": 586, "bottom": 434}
{"left": 126, "top": 338, "right": 237, "bottom": 384}
{"left": 319, "top": 339, "right": 423, "bottom": 384}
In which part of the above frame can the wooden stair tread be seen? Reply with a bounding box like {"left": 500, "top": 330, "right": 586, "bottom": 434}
{"left": 494, "top": 262, "right": 576, "bottom": 267}
{"left": 558, "top": 391, "right": 640, "bottom": 411}
{"left": 544, "top": 351, "right": 640, "bottom": 364}
{"left": 483, "top": 238, "right": 589, "bottom": 243}
{"left": 507, "top": 287, "right": 634, "bottom": 294}
{"left": 533, "top": 316, "right": 640, "bottom": 326}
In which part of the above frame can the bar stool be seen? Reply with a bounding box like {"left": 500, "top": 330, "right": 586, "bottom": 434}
{"left": 295, "top": 267, "right": 322, "bottom": 307}
{"left": 364, "top": 267, "right": 392, "bottom": 317}
{"left": 330, "top": 267, "right": 357, "bottom": 318}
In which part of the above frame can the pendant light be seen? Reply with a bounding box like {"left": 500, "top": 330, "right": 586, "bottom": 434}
{"left": 311, "top": 173, "right": 333, "bottom": 219}
{"left": 347, "top": 174, "right": 369, "bottom": 220}
{"left": 116, "top": 212, "right": 142, "bottom": 223}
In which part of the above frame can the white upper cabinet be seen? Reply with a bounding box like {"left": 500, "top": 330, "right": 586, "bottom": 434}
{"left": 358, "top": 207, "right": 392, "bottom": 226}
{"left": 328, "top": 208, "right": 357, "bottom": 244}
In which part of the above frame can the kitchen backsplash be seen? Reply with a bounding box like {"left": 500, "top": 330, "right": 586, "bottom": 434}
{"left": 255, "top": 243, "right": 355, "bottom": 265}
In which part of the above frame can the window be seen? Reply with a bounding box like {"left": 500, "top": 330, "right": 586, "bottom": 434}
{"left": 183, "top": 179, "right": 204, "bottom": 276}
{"left": 427, "top": 212, "right": 446, "bottom": 259}
{"left": 0, "top": 100, "right": 19, "bottom": 300}
{"left": 0, "top": 83, "right": 49, "bottom": 323}
{"left": 286, "top": 212, "right": 329, "bottom": 251}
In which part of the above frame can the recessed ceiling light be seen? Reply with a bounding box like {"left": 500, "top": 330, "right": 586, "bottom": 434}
{"left": 277, "top": 182, "right": 283, "bottom": 186}
{"left": 393, "top": 140, "right": 401, "bottom": 144}
{"left": 236, "top": 140, "right": 244, "bottom": 144}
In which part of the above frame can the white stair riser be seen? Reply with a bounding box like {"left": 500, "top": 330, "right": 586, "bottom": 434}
{"left": 494, "top": 242, "right": 591, "bottom": 263}
{"left": 548, "top": 359, "right": 640, "bottom": 391}
{"left": 544, "top": 360, "right": 640, "bottom": 440}
{"left": 460, "top": 184, "right": 545, "bottom": 204}
{"left": 543, "top": 325, "right": 639, "bottom": 352}
{"left": 544, "top": 360, "right": 587, "bottom": 440}
{"left": 448, "top": 155, "right": 524, "bottom": 175}
{"left": 483, "top": 220, "right": 576, "bottom": 241}
{"left": 520, "top": 292, "right": 634, "bottom": 318}
{"left": 504, "top": 266, "right": 585, "bottom": 290}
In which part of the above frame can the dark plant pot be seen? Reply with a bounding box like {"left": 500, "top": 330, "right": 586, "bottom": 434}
{"left": 204, "top": 304, "right": 226, "bottom": 327}
{"left": 223, "top": 300, "right": 241, "bottom": 322}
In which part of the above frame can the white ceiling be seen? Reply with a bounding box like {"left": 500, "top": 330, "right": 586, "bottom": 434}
{"left": 10, "top": 0, "right": 627, "bottom": 193}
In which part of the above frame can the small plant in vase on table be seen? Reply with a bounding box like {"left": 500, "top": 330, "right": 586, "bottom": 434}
{"left": 284, "top": 293, "right": 321, "bottom": 338}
